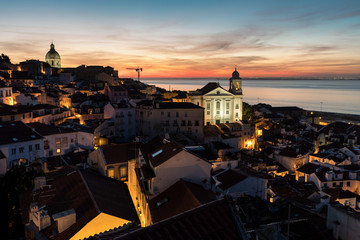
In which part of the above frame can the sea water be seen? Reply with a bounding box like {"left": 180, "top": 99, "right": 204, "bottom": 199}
{"left": 141, "top": 78, "right": 360, "bottom": 115}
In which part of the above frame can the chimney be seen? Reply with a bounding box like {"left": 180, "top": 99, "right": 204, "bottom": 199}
{"left": 33, "top": 176, "right": 46, "bottom": 191}
{"left": 52, "top": 209, "right": 76, "bottom": 233}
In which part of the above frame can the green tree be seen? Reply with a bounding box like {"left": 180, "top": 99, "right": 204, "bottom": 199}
{"left": 243, "top": 102, "right": 255, "bottom": 121}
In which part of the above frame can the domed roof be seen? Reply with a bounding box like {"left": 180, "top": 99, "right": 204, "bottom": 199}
{"left": 231, "top": 67, "right": 240, "bottom": 79}
{"left": 45, "top": 43, "right": 60, "bottom": 60}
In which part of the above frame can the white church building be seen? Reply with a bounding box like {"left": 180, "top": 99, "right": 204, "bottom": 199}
{"left": 190, "top": 68, "right": 243, "bottom": 125}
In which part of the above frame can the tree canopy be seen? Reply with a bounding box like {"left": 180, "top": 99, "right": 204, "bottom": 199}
{"left": 0, "top": 54, "right": 11, "bottom": 64}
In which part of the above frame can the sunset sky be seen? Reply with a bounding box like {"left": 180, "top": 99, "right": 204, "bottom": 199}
{"left": 1, "top": 0, "right": 360, "bottom": 78}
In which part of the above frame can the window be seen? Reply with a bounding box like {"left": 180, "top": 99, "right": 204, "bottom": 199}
{"left": 56, "top": 148, "right": 61, "bottom": 153}
{"left": 29, "top": 145, "right": 33, "bottom": 152}
{"left": 324, "top": 183, "right": 328, "bottom": 188}
{"left": 44, "top": 140, "right": 49, "bottom": 150}
{"left": 226, "top": 102, "right": 229, "bottom": 109}
{"left": 173, "top": 120, "right": 178, "bottom": 126}
{"left": 167, "top": 112, "right": 170, "bottom": 117}
{"left": 226, "top": 111, "right": 229, "bottom": 115}
{"left": 62, "top": 137, "right": 68, "bottom": 146}
{"left": 332, "top": 183, "right": 336, "bottom": 187}
{"left": 347, "top": 182, "right": 350, "bottom": 187}
{"left": 235, "top": 104, "right": 239, "bottom": 109}
{"left": 107, "top": 168, "right": 115, "bottom": 178}
{"left": 236, "top": 113, "right": 239, "bottom": 117}
{"left": 181, "top": 120, "right": 186, "bottom": 126}
{"left": 195, "top": 120, "right": 199, "bottom": 126}
{"left": 55, "top": 138, "right": 61, "bottom": 147}
{"left": 120, "top": 166, "right": 127, "bottom": 180}
{"left": 185, "top": 112, "right": 188, "bottom": 117}
{"left": 176, "top": 112, "right": 179, "bottom": 117}
{"left": 19, "top": 147, "right": 24, "bottom": 153}
{"left": 188, "top": 120, "right": 192, "bottom": 126}
{"left": 166, "top": 120, "right": 169, "bottom": 126}
{"left": 206, "top": 103, "right": 210, "bottom": 110}
{"left": 216, "top": 101, "right": 220, "bottom": 109}
{"left": 207, "top": 111, "right": 210, "bottom": 115}
{"left": 340, "top": 182, "right": 343, "bottom": 187}
{"left": 161, "top": 112, "right": 164, "bottom": 116}
{"left": 11, "top": 148, "right": 16, "bottom": 155}
{"left": 35, "top": 144, "right": 40, "bottom": 150}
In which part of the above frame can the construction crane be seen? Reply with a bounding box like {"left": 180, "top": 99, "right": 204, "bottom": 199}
{"left": 126, "top": 66, "right": 143, "bottom": 81}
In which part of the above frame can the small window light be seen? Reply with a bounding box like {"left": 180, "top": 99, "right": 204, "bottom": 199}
{"left": 56, "top": 149, "right": 61, "bottom": 153}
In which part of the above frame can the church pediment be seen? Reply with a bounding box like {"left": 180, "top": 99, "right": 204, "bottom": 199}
{"left": 204, "top": 87, "right": 233, "bottom": 96}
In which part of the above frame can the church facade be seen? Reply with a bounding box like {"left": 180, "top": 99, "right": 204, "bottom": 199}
{"left": 45, "top": 43, "right": 61, "bottom": 68}
{"left": 190, "top": 68, "right": 243, "bottom": 125}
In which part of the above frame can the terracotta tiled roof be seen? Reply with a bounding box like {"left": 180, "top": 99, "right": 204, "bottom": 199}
{"left": 323, "top": 188, "right": 359, "bottom": 202}
{"left": 296, "top": 163, "right": 327, "bottom": 174}
{"left": 101, "top": 142, "right": 140, "bottom": 165}
{"left": 141, "top": 136, "right": 183, "bottom": 167}
{"left": 215, "top": 169, "right": 248, "bottom": 190}
{"left": 149, "top": 179, "right": 216, "bottom": 223}
{"left": 28, "top": 122, "right": 75, "bottom": 136}
{"left": 20, "top": 170, "right": 138, "bottom": 240}
{"left": 197, "top": 82, "right": 223, "bottom": 95}
{"left": 112, "top": 198, "right": 243, "bottom": 240}
{"left": 157, "top": 102, "right": 203, "bottom": 109}
{"left": 0, "top": 121, "right": 43, "bottom": 145}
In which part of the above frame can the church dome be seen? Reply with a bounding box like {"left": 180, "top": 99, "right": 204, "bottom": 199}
{"left": 45, "top": 43, "right": 60, "bottom": 60}
{"left": 45, "top": 43, "right": 61, "bottom": 68}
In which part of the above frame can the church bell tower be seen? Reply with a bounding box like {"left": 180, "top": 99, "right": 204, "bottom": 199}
{"left": 229, "top": 66, "right": 242, "bottom": 95}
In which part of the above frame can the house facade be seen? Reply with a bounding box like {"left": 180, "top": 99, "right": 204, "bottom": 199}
{"left": 127, "top": 136, "right": 212, "bottom": 226}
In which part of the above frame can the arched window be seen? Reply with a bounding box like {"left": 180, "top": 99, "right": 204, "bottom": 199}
{"left": 236, "top": 82, "right": 239, "bottom": 90}
{"left": 216, "top": 101, "right": 220, "bottom": 109}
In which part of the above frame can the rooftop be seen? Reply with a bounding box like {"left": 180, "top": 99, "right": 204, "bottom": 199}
{"left": 0, "top": 121, "right": 42, "bottom": 145}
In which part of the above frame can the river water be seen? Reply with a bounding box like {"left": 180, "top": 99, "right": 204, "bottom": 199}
{"left": 141, "top": 78, "right": 360, "bottom": 115}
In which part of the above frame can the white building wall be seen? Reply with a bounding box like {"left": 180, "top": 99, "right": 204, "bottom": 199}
{"left": 327, "top": 204, "right": 360, "bottom": 240}
{"left": 151, "top": 150, "right": 212, "bottom": 198}
{"left": 0, "top": 139, "right": 44, "bottom": 171}
{"left": 221, "top": 176, "right": 268, "bottom": 200}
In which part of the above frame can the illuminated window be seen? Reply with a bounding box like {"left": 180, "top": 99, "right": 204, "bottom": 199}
{"left": 56, "top": 148, "right": 61, "bottom": 153}
{"left": 55, "top": 138, "right": 61, "bottom": 147}
{"left": 107, "top": 168, "right": 115, "bottom": 178}
{"left": 120, "top": 166, "right": 127, "bottom": 180}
